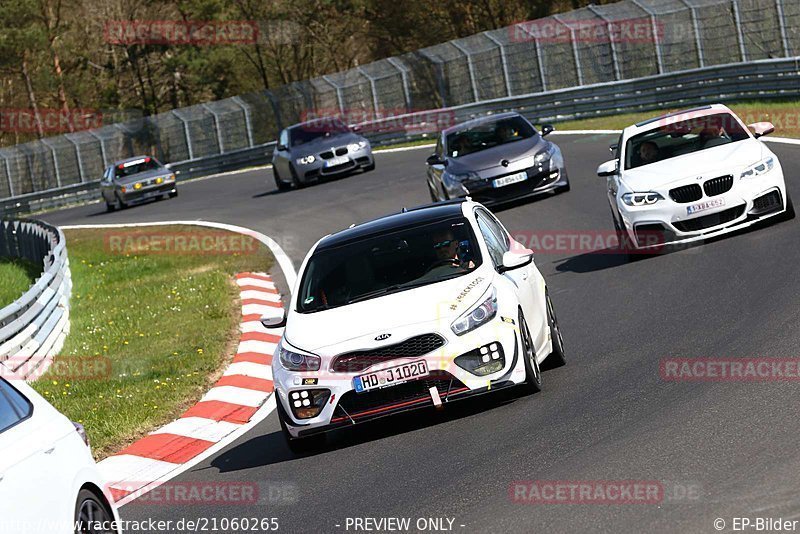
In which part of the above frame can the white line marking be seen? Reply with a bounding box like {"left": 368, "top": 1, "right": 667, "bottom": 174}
{"left": 236, "top": 277, "right": 276, "bottom": 289}
{"left": 200, "top": 385, "right": 268, "bottom": 407}
{"left": 224, "top": 362, "right": 273, "bottom": 380}
{"left": 150, "top": 417, "right": 242, "bottom": 442}
{"left": 240, "top": 289, "right": 280, "bottom": 301}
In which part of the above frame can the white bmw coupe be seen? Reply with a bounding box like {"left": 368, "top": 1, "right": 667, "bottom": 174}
{"left": 597, "top": 104, "right": 793, "bottom": 254}
{"left": 260, "top": 199, "right": 566, "bottom": 451}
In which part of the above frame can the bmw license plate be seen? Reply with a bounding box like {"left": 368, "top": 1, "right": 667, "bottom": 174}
{"left": 687, "top": 198, "right": 725, "bottom": 215}
{"left": 354, "top": 360, "right": 429, "bottom": 393}
{"left": 326, "top": 156, "right": 350, "bottom": 167}
{"left": 492, "top": 171, "right": 527, "bottom": 188}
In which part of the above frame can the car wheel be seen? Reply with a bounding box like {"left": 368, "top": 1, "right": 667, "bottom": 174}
{"left": 105, "top": 200, "right": 116, "bottom": 213}
{"left": 169, "top": 190, "right": 178, "bottom": 198}
{"left": 427, "top": 181, "right": 439, "bottom": 203}
{"left": 519, "top": 309, "right": 542, "bottom": 394}
{"left": 781, "top": 192, "right": 795, "bottom": 221}
{"left": 114, "top": 193, "right": 127, "bottom": 210}
{"left": 611, "top": 207, "right": 641, "bottom": 262}
{"left": 556, "top": 181, "right": 571, "bottom": 193}
{"left": 276, "top": 396, "right": 325, "bottom": 453}
{"left": 74, "top": 488, "right": 114, "bottom": 534}
{"left": 274, "top": 166, "right": 291, "bottom": 192}
{"left": 364, "top": 161, "right": 376, "bottom": 172}
{"left": 544, "top": 290, "right": 566, "bottom": 368}
{"left": 289, "top": 165, "right": 304, "bottom": 189}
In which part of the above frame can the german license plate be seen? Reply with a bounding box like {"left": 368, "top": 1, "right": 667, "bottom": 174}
{"left": 687, "top": 198, "right": 725, "bottom": 215}
{"left": 354, "top": 360, "right": 429, "bottom": 393}
{"left": 326, "top": 156, "right": 349, "bottom": 167}
{"left": 493, "top": 171, "right": 527, "bottom": 188}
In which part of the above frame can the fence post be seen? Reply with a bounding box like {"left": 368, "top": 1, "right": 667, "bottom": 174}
{"left": 1, "top": 155, "right": 14, "bottom": 198}
{"left": 202, "top": 104, "right": 225, "bottom": 154}
{"left": 680, "top": 0, "right": 705, "bottom": 68}
{"left": 356, "top": 67, "right": 380, "bottom": 117}
{"left": 450, "top": 41, "right": 480, "bottom": 102}
{"left": 39, "top": 139, "right": 62, "bottom": 188}
{"left": 171, "top": 110, "right": 194, "bottom": 160}
{"left": 631, "top": 0, "right": 664, "bottom": 74}
{"left": 386, "top": 58, "right": 412, "bottom": 111}
{"left": 732, "top": 0, "right": 748, "bottom": 62}
{"left": 231, "top": 97, "right": 255, "bottom": 148}
{"left": 484, "top": 32, "right": 513, "bottom": 96}
{"left": 776, "top": 0, "right": 790, "bottom": 57}
{"left": 587, "top": 6, "right": 621, "bottom": 80}
{"left": 64, "top": 134, "right": 85, "bottom": 183}
{"left": 322, "top": 75, "right": 345, "bottom": 116}
{"left": 553, "top": 15, "right": 584, "bottom": 86}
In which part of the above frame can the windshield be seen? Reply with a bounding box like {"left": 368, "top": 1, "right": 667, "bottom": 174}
{"left": 625, "top": 113, "right": 750, "bottom": 170}
{"left": 114, "top": 157, "right": 162, "bottom": 178}
{"left": 297, "top": 217, "right": 482, "bottom": 313}
{"left": 290, "top": 120, "right": 350, "bottom": 147}
{"left": 446, "top": 115, "right": 536, "bottom": 158}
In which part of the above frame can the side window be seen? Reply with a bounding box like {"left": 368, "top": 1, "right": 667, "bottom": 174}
{"left": 615, "top": 134, "right": 623, "bottom": 167}
{"left": 476, "top": 209, "right": 509, "bottom": 251}
{"left": 476, "top": 215, "right": 505, "bottom": 267}
{"left": 279, "top": 129, "right": 289, "bottom": 148}
{"left": 0, "top": 378, "right": 32, "bottom": 434}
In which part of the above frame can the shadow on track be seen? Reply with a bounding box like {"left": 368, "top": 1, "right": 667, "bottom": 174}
{"left": 206, "top": 387, "right": 527, "bottom": 471}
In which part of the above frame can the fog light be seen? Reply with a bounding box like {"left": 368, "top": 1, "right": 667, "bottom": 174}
{"left": 288, "top": 388, "right": 330, "bottom": 419}
{"left": 455, "top": 342, "right": 505, "bottom": 376}
{"left": 134, "top": 182, "right": 142, "bottom": 190}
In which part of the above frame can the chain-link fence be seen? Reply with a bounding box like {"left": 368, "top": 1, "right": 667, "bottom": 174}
{"left": 2, "top": 0, "right": 799, "bottom": 203}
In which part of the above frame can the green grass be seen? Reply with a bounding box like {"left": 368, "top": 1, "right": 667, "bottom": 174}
{"left": 553, "top": 100, "right": 800, "bottom": 138}
{"left": 0, "top": 258, "right": 38, "bottom": 308}
{"left": 31, "top": 225, "right": 274, "bottom": 459}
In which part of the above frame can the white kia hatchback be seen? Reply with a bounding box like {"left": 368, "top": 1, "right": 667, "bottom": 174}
{"left": 261, "top": 199, "right": 566, "bottom": 451}
{"left": 0, "top": 365, "right": 121, "bottom": 534}
{"left": 597, "top": 104, "right": 793, "bottom": 254}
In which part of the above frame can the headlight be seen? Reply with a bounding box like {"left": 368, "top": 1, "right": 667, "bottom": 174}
{"left": 347, "top": 141, "right": 368, "bottom": 152}
{"left": 534, "top": 144, "right": 556, "bottom": 164}
{"left": 296, "top": 155, "right": 316, "bottom": 165}
{"left": 278, "top": 341, "right": 320, "bottom": 371}
{"left": 741, "top": 157, "right": 774, "bottom": 179}
{"left": 166, "top": 174, "right": 176, "bottom": 182}
{"left": 447, "top": 171, "right": 480, "bottom": 183}
{"left": 622, "top": 192, "right": 664, "bottom": 206}
{"left": 451, "top": 287, "right": 497, "bottom": 336}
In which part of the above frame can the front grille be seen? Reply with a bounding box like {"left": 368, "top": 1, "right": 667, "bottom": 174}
{"left": 673, "top": 205, "right": 745, "bottom": 232}
{"left": 333, "top": 371, "right": 466, "bottom": 421}
{"left": 750, "top": 190, "right": 782, "bottom": 215}
{"left": 332, "top": 333, "right": 445, "bottom": 373}
{"left": 703, "top": 175, "right": 733, "bottom": 197}
{"left": 319, "top": 147, "right": 349, "bottom": 160}
{"left": 669, "top": 184, "right": 703, "bottom": 203}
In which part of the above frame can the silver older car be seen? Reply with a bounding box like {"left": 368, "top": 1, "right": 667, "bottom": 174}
{"left": 425, "top": 112, "right": 569, "bottom": 205}
{"left": 272, "top": 118, "right": 375, "bottom": 191}
{"left": 100, "top": 156, "right": 177, "bottom": 212}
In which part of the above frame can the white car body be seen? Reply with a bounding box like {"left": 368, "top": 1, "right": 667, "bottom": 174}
{"left": 265, "top": 200, "right": 564, "bottom": 444}
{"left": 0, "top": 367, "right": 121, "bottom": 534}
{"left": 599, "top": 104, "right": 791, "bottom": 250}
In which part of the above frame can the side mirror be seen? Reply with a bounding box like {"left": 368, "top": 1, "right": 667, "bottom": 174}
{"left": 540, "top": 124, "right": 555, "bottom": 137}
{"left": 597, "top": 159, "right": 618, "bottom": 177}
{"left": 609, "top": 142, "right": 618, "bottom": 153}
{"left": 426, "top": 154, "right": 446, "bottom": 166}
{"left": 498, "top": 249, "right": 533, "bottom": 273}
{"left": 748, "top": 121, "right": 775, "bottom": 138}
{"left": 164, "top": 163, "right": 172, "bottom": 169}
{"left": 260, "top": 307, "right": 286, "bottom": 329}
{"left": 276, "top": 143, "right": 288, "bottom": 152}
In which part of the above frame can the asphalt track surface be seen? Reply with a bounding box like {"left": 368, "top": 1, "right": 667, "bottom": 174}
{"left": 43, "top": 135, "right": 800, "bottom": 533}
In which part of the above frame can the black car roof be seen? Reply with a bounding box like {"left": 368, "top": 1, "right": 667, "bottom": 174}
{"left": 316, "top": 202, "right": 467, "bottom": 251}
{"left": 634, "top": 105, "right": 713, "bottom": 128}
{"left": 441, "top": 111, "right": 523, "bottom": 135}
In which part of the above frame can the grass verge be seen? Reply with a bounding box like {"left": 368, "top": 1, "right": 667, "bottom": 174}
{"left": 31, "top": 225, "right": 274, "bottom": 459}
{"left": 553, "top": 100, "right": 800, "bottom": 138}
{"left": 0, "top": 258, "right": 38, "bottom": 308}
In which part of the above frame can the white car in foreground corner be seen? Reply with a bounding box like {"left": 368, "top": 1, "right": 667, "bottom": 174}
{"left": 261, "top": 199, "right": 566, "bottom": 451}
{"left": 597, "top": 104, "right": 794, "bottom": 255}
{"left": 0, "top": 365, "right": 121, "bottom": 534}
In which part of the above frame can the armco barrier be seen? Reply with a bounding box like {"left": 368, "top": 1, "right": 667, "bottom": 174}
{"left": 0, "top": 220, "right": 71, "bottom": 380}
{"left": 1, "top": 56, "right": 799, "bottom": 217}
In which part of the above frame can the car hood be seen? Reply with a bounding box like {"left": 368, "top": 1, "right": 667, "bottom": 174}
{"left": 114, "top": 167, "right": 172, "bottom": 185}
{"left": 446, "top": 136, "right": 545, "bottom": 174}
{"left": 621, "top": 139, "right": 766, "bottom": 191}
{"left": 292, "top": 132, "right": 364, "bottom": 156}
{"left": 284, "top": 271, "right": 493, "bottom": 353}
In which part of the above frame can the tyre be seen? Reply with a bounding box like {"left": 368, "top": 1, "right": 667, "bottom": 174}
{"left": 781, "top": 192, "right": 795, "bottom": 221}
{"left": 105, "top": 200, "right": 116, "bottom": 212}
{"left": 364, "top": 161, "right": 376, "bottom": 172}
{"left": 544, "top": 291, "right": 566, "bottom": 368}
{"left": 169, "top": 189, "right": 179, "bottom": 198}
{"left": 518, "top": 309, "right": 542, "bottom": 394}
{"left": 276, "top": 396, "right": 325, "bottom": 453}
{"left": 74, "top": 488, "right": 114, "bottom": 534}
{"left": 289, "top": 165, "right": 304, "bottom": 189}
{"left": 114, "top": 193, "right": 127, "bottom": 210}
{"left": 428, "top": 182, "right": 439, "bottom": 203}
{"left": 556, "top": 182, "right": 571, "bottom": 193}
{"left": 274, "top": 166, "right": 291, "bottom": 192}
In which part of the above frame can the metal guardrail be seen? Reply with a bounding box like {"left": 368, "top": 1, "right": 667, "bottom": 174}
{"left": 0, "top": 56, "right": 799, "bottom": 217}
{"left": 0, "top": 219, "right": 71, "bottom": 381}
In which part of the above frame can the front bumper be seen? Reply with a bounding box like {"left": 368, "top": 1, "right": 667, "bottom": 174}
{"left": 118, "top": 182, "right": 176, "bottom": 203}
{"left": 273, "top": 315, "right": 527, "bottom": 438}
{"left": 618, "top": 171, "right": 788, "bottom": 250}
{"left": 297, "top": 147, "right": 373, "bottom": 182}
{"left": 454, "top": 166, "right": 569, "bottom": 206}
